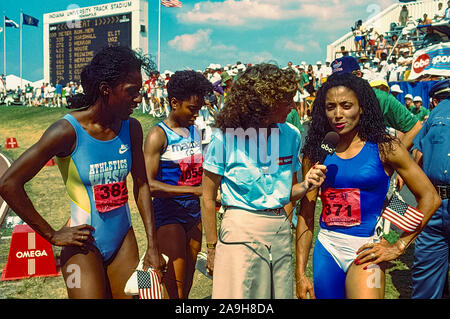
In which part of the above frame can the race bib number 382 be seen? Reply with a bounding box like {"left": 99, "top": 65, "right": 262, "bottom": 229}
{"left": 93, "top": 180, "right": 128, "bottom": 213}
{"left": 320, "top": 188, "right": 361, "bottom": 227}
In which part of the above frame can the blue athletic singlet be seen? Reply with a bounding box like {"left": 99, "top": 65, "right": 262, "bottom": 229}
{"left": 319, "top": 142, "right": 390, "bottom": 237}
{"left": 56, "top": 114, "right": 132, "bottom": 261}
{"left": 313, "top": 142, "right": 390, "bottom": 299}
{"left": 152, "top": 121, "right": 203, "bottom": 229}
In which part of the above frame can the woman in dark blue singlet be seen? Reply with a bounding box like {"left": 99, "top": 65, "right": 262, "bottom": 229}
{"left": 295, "top": 73, "right": 441, "bottom": 299}
{"left": 144, "top": 70, "right": 213, "bottom": 298}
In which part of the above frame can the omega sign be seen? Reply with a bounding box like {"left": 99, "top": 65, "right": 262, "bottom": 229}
{"left": 16, "top": 250, "right": 48, "bottom": 258}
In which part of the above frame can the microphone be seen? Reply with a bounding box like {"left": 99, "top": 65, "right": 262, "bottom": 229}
{"left": 318, "top": 131, "right": 340, "bottom": 163}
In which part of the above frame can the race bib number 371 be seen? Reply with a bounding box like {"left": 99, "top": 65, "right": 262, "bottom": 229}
{"left": 320, "top": 188, "right": 361, "bottom": 227}
{"left": 93, "top": 180, "right": 128, "bottom": 213}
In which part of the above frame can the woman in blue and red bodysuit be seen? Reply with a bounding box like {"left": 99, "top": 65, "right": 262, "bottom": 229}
{"left": 144, "top": 70, "right": 213, "bottom": 299}
{"left": 0, "top": 46, "right": 165, "bottom": 298}
{"left": 295, "top": 72, "right": 441, "bottom": 299}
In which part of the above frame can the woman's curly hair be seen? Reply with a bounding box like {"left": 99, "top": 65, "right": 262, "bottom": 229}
{"left": 67, "top": 46, "right": 155, "bottom": 109}
{"left": 214, "top": 63, "right": 298, "bottom": 130}
{"left": 302, "top": 72, "right": 397, "bottom": 163}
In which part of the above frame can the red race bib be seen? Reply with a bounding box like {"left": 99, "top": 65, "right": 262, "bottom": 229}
{"left": 320, "top": 188, "right": 361, "bottom": 227}
{"left": 178, "top": 154, "right": 203, "bottom": 186}
{"left": 93, "top": 180, "right": 128, "bottom": 213}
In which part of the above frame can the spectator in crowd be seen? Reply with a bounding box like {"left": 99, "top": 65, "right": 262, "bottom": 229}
{"left": 434, "top": 2, "right": 445, "bottom": 21}
{"left": 419, "top": 13, "right": 433, "bottom": 25}
{"left": 422, "top": 27, "right": 443, "bottom": 47}
{"left": 445, "top": 0, "right": 450, "bottom": 20}
{"left": 296, "top": 72, "right": 440, "bottom": 299}
{"left": 201, "top": 63, "right": 327, "bottom": 299}
{"left": 411, "top": 96, "right": 430, "bottom": 122}
{"left": 397, "top": 34, "right": 413, "bottom": 56}
{"left": 55, "top": 82, "right": 63, "bottom": 107}
{"left": 390, "top": 84, "right": 403, "bottom": 99}
{"left": 306, "top": 64, "right": 316, "bottom": 96}
{"left": 411, "top": 79, "right": 449, "bottom": 299}
{"left": 388, "top": 34, "right": 400, "bottom": 57}
{"left": 404, "top": 93, "right": 414, "bottom": 111}
{"left": 399, "top": 5, "right": 409, "bottom": 27}
{"left": 299, "top": 65, "right": 311, "bottom": 120}
{"left": 336, "top": 46, "right": 349, "bottom": 59}
{"left": 375, "top": 34, "right": 388, "bottom": 60}
{"left": 314, "top": 61, "right": 325, "bottom": 89}
{"left": 144, "top": 70, "right": 213, "bottom": 299}
{"left": 366, "top": 27, "right": 379, "bottom": 58}
{"left": 352, "top": 20, "right": 364, "bottom": 56}
{"left": 25, "top": 83, "right": 33, "bottom": 106}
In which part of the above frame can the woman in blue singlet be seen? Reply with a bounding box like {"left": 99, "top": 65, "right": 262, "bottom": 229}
{"left": 144, "top": 70, "right": 213, "bottom": 298}
{"left": 0, "top": 46, "right": 165, "bottom": 298}
{"left": 295, "top": 73, "right": 441, "bottom": 299}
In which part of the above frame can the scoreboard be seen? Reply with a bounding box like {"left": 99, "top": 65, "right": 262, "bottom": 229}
{"left": 49, "top": 13, "right": 132, "bottom": 85}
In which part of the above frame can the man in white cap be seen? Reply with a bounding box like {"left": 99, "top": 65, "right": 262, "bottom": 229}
{"left": 404, "top": 93, "right": 414, "bottom": 111}
{"left": 314, "top": 61, "right": 324, "bottom": 89}
{"left": 412, "top": 96, "right": 430, "bottom": 122}
{"left": 390, "top": 84, "right": 403, "bottom": 98}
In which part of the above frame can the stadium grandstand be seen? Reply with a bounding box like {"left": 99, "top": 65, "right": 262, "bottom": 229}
{"left": 327, "top": 0, "right": 450, "bottom": 83}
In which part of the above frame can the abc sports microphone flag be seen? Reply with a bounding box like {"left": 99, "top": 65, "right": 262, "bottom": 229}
{"left": 381, "top": 192, "right": 424, "bottom": 233}
{"left": 161, "top": 0, "right": 182, "bottom": 8}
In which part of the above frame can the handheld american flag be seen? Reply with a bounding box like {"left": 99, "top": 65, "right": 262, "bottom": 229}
{"left": 161, "top": 0, "right": 182, "bottom": 8}
{"left": 137, "top": 269, "right": 163, "bottom": 299}
{"left": 381, "top": 192, "right": 424, "bottom": 233}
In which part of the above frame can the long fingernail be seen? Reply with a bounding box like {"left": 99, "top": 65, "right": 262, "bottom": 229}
{"left": 354, "top": 259, "right": 359, "bottom": 265}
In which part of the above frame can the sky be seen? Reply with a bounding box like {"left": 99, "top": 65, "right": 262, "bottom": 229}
{"left": 0, "top": 0, "right": 399, "bottom": 82}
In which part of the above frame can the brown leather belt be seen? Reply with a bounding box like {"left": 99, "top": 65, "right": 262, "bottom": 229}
{"left": 435, "top": 185, "right": 450, "bottom": 200}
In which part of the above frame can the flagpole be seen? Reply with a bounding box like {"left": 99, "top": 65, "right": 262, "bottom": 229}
{"left": 20, "top": 10, "right": 22, "bottom": 88}
{"left": 3, "top": 14, "right": 6, "bottom": 76}
{"left": 158, "top": 0, "right": 161, "bottom": 71}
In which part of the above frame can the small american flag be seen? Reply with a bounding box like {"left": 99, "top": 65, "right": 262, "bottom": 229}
{"left": 381, "top": 193, "right": 424, "bottom": 233}
{"left": 137, "top": 269, "right": 163, "bottom": 299}
{"left": 161, "top": 0, "right": 182, "bottom": 8}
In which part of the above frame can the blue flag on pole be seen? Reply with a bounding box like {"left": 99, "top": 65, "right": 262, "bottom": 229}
{"left": 5, "top": 16, "right": 19, "bottom": 28}
{"left": 22, "top": 13, "right": 39, "bottom": 27}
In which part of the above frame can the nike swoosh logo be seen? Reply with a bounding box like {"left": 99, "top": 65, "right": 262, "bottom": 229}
{"left": 119, "top": 144, "right": 129, "bottom": 154}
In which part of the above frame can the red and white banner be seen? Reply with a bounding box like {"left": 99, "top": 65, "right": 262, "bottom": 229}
{"left": 408, "top": 42, "right": 450, "bottom": 80}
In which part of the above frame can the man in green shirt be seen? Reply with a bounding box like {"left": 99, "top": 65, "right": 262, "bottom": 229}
{"left": 411, "top": 96, "right": 430, "bottom": 122}
{"left": 297, "top": 66, "right": 310, "bottom": 121}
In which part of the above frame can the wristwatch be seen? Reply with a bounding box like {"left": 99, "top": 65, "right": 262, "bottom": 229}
{"left": 206, "top": 242, "right": 217, "bottom": 249}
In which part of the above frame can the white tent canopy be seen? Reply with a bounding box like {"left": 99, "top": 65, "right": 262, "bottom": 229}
{"left": 4, "top": 75, "right": 44, "bottom": 91}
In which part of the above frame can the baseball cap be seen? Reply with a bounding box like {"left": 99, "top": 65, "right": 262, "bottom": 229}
{"left": 221, "top": 71, "right": 232, "bottom": 83}
{"left": 331, "top": 56, "right": 360, "bottom": 75}
{"left": 369, "top": 79, "right": 389, "bottom": 89}
{"left": 404, "top": 94, "right": 413, "bottom": 100}
{"left": 429, "top": 79, "right": 450, "bottom": 97}
{"left": 390, "top": 84, "right": 403, "bottom": 93}
{"left": 413, "top": 96, "right": 422, "bottom": 102}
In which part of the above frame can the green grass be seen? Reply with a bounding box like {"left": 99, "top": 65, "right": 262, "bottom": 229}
{"left": 0, "top": 105, "right": 414, "bottom": 299}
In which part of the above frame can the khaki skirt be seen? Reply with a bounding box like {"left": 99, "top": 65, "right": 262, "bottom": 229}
{"left": 212, "top": 207, "right": 293, "bottom": 299}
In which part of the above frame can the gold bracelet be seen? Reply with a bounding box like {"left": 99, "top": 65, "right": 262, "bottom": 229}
{"left": 206, "top": 242, "right": 217, "bottom": 249}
